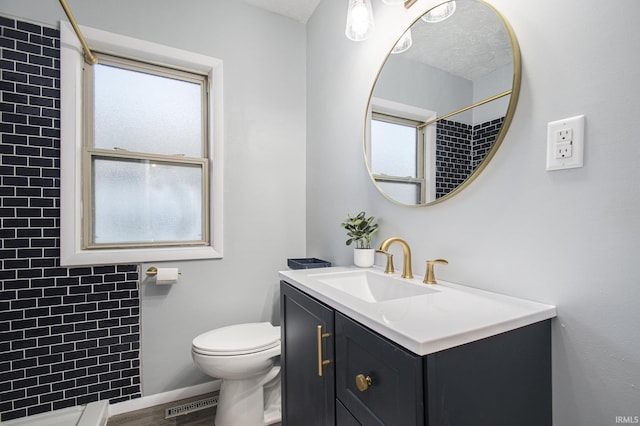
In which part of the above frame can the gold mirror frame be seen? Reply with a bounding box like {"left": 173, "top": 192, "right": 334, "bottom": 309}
{"left": 364, "top": 0, "right": 521, "bottom": 207}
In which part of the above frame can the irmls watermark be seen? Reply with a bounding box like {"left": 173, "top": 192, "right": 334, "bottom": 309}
{"left": 616, "top": 416, "right": 640, "bottom": 424}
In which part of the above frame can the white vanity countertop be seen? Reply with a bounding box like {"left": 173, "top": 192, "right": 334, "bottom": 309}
{"left": 279, "top": 266, "right": 557, "bottom": 356}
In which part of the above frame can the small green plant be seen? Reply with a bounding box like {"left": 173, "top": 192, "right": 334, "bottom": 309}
{"left": 341, "top": 211, "right": 379, "bottom": 249}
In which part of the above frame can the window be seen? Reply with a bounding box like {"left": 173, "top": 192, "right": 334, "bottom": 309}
{"left": 60, "top": 23, "right": 223, "bottom": 265}
{"left": 371, "top": 112, "right": 426, "bottom": 205}
{"left": 367, "top": 98, "right": 436, "bottom": 205}
{"left": 85, "top": 54, "right": 209, "bottom": 248}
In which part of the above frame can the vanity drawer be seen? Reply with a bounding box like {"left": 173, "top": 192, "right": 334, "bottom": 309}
{"left": 335, "top": 313, "right": 424, "bottom": 426}
{"left": 336, "top": 399, "right": 360, "bottom": 426}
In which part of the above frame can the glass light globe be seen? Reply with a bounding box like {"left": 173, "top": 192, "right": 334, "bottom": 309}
{"left": 391, "top": 29, "right": 412, "bottom": 54}
{"left": 422, "top": 1, "right": 457, "bottom": 23}
{"left": 346, "top": 0, "right": 375, "bottom": 41}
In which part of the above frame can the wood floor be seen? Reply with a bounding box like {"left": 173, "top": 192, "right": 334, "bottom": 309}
{"left": 106, "top": 393, "right": 281, "bottom": 426}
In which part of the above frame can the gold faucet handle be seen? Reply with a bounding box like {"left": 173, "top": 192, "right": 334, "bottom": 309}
{"left": 375, "top": 250, "right": 395, "bottom": 274}
{"left": 424, "top": 259, "right": 448, "bottom": 284}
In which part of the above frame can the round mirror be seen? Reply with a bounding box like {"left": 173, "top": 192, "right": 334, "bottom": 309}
{"left": 364, "top": 0, "right": 521, "bottom": 206}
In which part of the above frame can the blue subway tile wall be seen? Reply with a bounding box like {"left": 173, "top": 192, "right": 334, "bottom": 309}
{"left": 435, "top": 117, "right": 505, "bottom": 199}
{"left": 0, "top": 16, "right": 141, "bottom": 421}
{"left": 435, "top": 119, "right": 472, "bottom": 198}
{"left": 472, "top": 117, "right": 505, "bottom": 170}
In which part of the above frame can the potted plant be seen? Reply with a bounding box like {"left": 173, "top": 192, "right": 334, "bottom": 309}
{"left": 341, "top": 211, "right": 379, "bottom": 267}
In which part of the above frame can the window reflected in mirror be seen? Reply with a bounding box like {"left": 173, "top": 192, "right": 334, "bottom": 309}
{"left": 371, "top": 113, "right": 426, "bottom": 204}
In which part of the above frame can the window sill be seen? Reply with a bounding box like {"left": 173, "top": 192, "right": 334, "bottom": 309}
{"left": 60, "top": 245, "right": 222, "bottom": 267}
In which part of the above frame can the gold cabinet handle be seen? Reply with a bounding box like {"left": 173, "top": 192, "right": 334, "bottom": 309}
{"left": 316, "top": 325, "right": 331, "bottom": 377}
{"left": 355, "top": 374, "right": 373, "bottom": 392}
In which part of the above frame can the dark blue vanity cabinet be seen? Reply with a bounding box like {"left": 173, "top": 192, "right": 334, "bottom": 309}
{"left": 281, "top": 281, "right": 552, "bottom": 426}
{"left": 281, "top": 281, "right": 335, "bottom": 425}
{"left": 335, "top": 312, "right": 424, "bottom": 425}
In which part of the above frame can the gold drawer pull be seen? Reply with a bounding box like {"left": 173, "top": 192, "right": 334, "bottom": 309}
{"left": 355, "top": 374, "right": 373, "bottom": 392}
{"left": 317, "top": 325, "right": 331, "bottom": 377}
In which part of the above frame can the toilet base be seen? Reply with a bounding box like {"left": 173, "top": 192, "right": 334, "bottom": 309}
{"left": 263, "top": 368, "right": 281, "bottom": 425}
{"left": 215, "top": 366, "right": 281, "bottom": 426}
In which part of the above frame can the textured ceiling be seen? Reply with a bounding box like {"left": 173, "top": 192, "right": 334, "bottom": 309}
{"left": 244, "top": 0, "right": 514, "bottom": 81}
{"left": 400, "top": 1, "right": 513, "bottom": 81}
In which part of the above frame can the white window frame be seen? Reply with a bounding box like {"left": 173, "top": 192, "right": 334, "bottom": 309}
{"left": 367, "top": 98, "right": 437, "bottom": 203}
{"left": 371, "top": 112, "right": 426, "bottom": 203}
{"left": 60, "top": 22, "right": 224, "bottom": 266}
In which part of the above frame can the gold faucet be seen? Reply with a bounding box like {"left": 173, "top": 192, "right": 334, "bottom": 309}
{"left": 378, "top": 237, "right": 413, "bottom": 279}
{"left": 424, "top": 259, "right": 448, "bottom": 284}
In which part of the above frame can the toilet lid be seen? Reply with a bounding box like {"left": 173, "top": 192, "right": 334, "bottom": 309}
{"left": 192, "top": 322, "right": 280, "bottom": 356}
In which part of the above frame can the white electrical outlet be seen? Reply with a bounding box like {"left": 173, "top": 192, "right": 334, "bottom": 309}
{"left": 555, "top": 128, "right": 572, "bottom": 143}
{"left": 555, "top": 141, "right": 573, "bottom": 159}
{"left": 546, "top": 115, "right": 585, "bottom": 171}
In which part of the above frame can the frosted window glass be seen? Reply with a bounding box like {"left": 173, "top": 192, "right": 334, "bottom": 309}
{"left": 93, "top": 64, "right": 203, "bottom": 157}
{"left": 93, "top": 158, "right": 203, "bottom": 244}
{"left": 377, "top": 181, "right": 420, "bottom": 205}
{"left": 371, "top": 119, "right": 417, "bottom": 177}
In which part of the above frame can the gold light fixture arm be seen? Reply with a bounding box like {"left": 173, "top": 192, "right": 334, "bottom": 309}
{"left": 58, "top": 0, "right": 98, "bottom": 65}
{"left": 418, "top": 90, "right": 512, "bottom": 129}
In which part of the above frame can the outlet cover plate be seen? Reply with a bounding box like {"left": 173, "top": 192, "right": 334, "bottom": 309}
{"left": 546, "top": 115, "right": 585, "bottom": 171}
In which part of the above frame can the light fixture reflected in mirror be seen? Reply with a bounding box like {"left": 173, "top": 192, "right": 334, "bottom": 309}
{"left": 391, "top": 29, "right": 412, "bottom": 54}
{"left": 422, "top": 1, "right": 457, "bottom": 23}
{"left": 346, "top": 0, "right": 375, "bottom": 41}
{"left": 346, "top": 0, "right": 458, "bottom": 44}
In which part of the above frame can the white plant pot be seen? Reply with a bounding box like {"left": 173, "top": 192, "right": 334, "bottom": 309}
{"left": 353, "top": 248, "right": 375, "bottom": 268}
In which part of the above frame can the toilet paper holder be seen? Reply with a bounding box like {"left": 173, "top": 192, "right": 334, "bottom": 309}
{"left": 145, "top": 266, "right": 182, "bottom": 277}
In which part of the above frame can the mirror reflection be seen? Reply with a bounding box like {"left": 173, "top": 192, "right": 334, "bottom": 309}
{"left": 365, "top": 0, "right": 520, "bottom": 206}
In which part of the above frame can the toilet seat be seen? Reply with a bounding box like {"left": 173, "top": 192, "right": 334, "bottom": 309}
{"left": 192, "top": 322, "right": 280, "bottom": 356}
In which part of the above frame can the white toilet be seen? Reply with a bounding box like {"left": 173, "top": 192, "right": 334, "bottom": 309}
{"left": 191, "top": 322, "right": 281, "bottom": 426}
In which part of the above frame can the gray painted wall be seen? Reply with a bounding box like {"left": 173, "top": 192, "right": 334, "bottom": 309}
{"left": 0, "top": 0, "right": 306, "bottom": 396}
{"left": 375, "top": 55, "right": 473, "bottom": 123}
{"left": 306, "top": 0, "right": 640, "bottom": 425}
{"left": 3, "top": 0, "right": 639, "bottom": 423}
{"left": 375, "top": 56, "right": 510, "bottom": 125}
{"left": 473, "top": 63, "right": 512, "bottom": 123}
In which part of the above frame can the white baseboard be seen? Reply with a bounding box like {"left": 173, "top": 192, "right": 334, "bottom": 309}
{"left": 108, "top": 380, "right": 221, "bottom": 418}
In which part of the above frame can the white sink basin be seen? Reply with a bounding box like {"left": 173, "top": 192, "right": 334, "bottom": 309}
{"left": 312, "top": 270, "right": 437, "bottom": 303}
{"left": 280, "top": 266, "right": 557, "bottom": 355}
